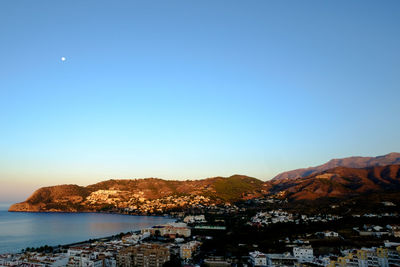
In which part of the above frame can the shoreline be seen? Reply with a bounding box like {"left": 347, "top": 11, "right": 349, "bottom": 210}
{"left": 7, "top": 209, "right": 171, "bottom": 218}
{"left": 50, "top": 229, "right": 142, "bottom": 250}
{"left": 0, "top": 211, "right": 177, "bottom": 255}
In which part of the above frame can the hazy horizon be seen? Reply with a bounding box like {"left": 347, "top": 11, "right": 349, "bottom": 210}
{"left": 1, "top": 1, "right": 400, "bottom": 202}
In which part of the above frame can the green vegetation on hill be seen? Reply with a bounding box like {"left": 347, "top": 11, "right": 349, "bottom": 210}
{"left": 213, "top": 175, "right": 264, "bottom": 202}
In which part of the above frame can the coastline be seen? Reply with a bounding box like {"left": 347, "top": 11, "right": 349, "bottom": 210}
{"left": 7, "top": 209, "right": 172, "bottom": 218}
{"left": 6, "top": 202, "right": 174, "bottom": 218}
{"left": 0, "top": 210, "right": 176, "bottom": 255}
{"left": 0, "top": 231, "right": 129, "bottom": 256}
{"left": 0, "top": 230, "right": 139, "bottom": 256}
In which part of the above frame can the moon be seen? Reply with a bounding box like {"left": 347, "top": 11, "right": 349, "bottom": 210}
{"left": 61, "top": 57, "right": 66, "bottom": 62}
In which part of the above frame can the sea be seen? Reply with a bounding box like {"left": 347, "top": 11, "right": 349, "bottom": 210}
{"left": 0, "top": 203, "right": 174, "bottom": 254}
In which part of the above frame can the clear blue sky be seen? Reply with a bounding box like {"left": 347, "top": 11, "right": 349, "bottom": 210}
{"left": 1, "top": 1, "right": 400, "bottom": 201}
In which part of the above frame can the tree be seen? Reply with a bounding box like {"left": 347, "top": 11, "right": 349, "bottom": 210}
{"left": 155, "top": 230, "right": 161, "bottom": 237}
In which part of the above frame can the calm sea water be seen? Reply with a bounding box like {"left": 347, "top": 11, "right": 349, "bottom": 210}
{"left": 0, "top": 203, "right": 174, "bottom": 254}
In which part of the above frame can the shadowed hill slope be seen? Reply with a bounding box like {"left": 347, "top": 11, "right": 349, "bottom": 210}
{"left": 267, "top": 164, "right": 400, "bottom": 200}
{"left": 273, "top": 152, "right": 400, "bottom": 181}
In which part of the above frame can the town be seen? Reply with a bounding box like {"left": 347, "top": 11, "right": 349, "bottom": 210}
{"left": 2, "top": 197, "right": 400, "bottom": 267}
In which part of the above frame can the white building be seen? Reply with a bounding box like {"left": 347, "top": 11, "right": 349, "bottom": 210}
{"left": 293, "top": 246, "right": 313, "bottom": 262}
{"left": 249, "top": 251, "right": 267, "bottom": 267}
{"left": 141, "top": 222, "right": 191, "bottom": 238}
{"left": 183, "top": 215, "right": 207, "bottom": 224}
{"left": 180, "top": 241, "right": 201, "bottom": 260}
{"left": 81, "top": 256, "right": 103, "bottom": 267}
{"left": 323, "top": 231, "right": 339, "bottom": 238}
{"left": 265, "top": 253, "right": 297, "bottom": 266}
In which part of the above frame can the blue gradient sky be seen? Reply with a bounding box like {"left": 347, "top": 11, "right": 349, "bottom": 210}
{"left": 1, "top": 1, "right": 400, "bottom": 202}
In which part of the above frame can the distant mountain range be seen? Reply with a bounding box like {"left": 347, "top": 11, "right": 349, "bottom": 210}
{"left": 9, "top": 153, "right": 400, "bottom": 212}
{"left": 266, "top": 164, "right": 400, "bottom": 201}
{"left": 272, "top": 152, "right": 400, "bottom": 181}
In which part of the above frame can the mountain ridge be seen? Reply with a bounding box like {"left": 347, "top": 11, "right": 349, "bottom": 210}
{"left": 272, "top": 152, "right": 400, "bottom": 181}
{"left": 9, "top": 153, "right": 400, "bottom": 213}
{"left": 267, "top": 164, "right": 400, "bottom": 200}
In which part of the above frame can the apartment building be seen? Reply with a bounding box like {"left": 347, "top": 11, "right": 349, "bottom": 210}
{"left": 117, "top": 243, "right": 170, "bottom": 267}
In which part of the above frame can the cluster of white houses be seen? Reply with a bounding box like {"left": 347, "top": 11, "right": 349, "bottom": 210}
{"left": 183, "top": 215, "right": 207, "bottom": 224}
{"left": 353, "top": 224, "right": 400, "bottom": 238}
{"left": 85, "top": 190, "right": 212, "bottom": 214}
{"left": 328, "top": 245, "right": 400, "bottom": 267}
{"left": 249, "top": 244, "right": 400, "bottom": 267}
{"left": 250, "top": 210, "right": 342, "bottom": 226}
{"left": 3, "top": 217, "right": 400, "bottom": 267}
{"left": 250, "top": 246, "right": 317, "bottom": 267}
